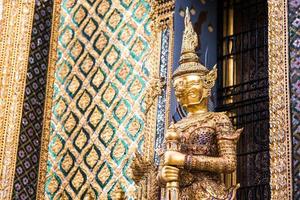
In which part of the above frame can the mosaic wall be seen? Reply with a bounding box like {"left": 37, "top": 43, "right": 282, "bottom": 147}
{"left": 289, "top": 0, "right": 300, "bottom": 199}
{"left": 12, "top": 1, "right": 54, "bottom": 199}
{"left": 44, "top": 0, "right": 152, "bottom": 199}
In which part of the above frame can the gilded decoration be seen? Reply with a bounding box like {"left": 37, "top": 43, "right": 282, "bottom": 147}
{"left": 12, "top": 0, "right": 54, "bottom": 199}
{"left": 288, "top": 0, "right": 300, "bottom": 198}
{"left": 131, "top": 8, "right": 242, "bottom": 200}
{"left": 33, "top": 0, "right": 294, "bottom": 199}
{"left": 268, "top": 0, "right": 293, "bottom": 199}
{"left": 0, "top": 1, "right": 35, "bottom": 199}
{"left": 38, "top": 0, "right": 154, "bottom": 199}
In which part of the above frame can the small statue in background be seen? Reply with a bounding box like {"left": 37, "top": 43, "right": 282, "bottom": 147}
{"left": 132, "top": 7, "right": 242, "bottom": 200}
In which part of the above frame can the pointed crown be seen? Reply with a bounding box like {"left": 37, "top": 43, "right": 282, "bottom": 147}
{"left": 172, "top": 7, "right": 210, "bottom": 79}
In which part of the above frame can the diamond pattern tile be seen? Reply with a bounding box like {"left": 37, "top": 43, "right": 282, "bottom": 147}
{"left": 82, "top": 18, "right": 98, "bottom": 39}
{"left": 84, "top": 145, "right": 101, "bottom": 170}
{"left": 107, "top": 9, "right": 123, "bottom": 32}
{"left": 99, "top": 121, "right": 116, "bottom": 147}
{"left": 73, "top": 128, "right": 90, "bottom": 153}
{"left": 104, "top": 45, "right": 121, "bottom": 69}
{"left": 96, "top": 0, "right": 112, "bottom": 19}
{"left": 96, "top": 162, "right": 113, "bottom": 189}
{"left": 118, "top": 23, "right": 136, "bottom": 46}
{"left": 46, "top": 0, "right": 152, "bottom": 198}
{"left": 60, "top": 150, "right": 75, "bottom": 176}
{"left": 111, "top": 139, "right": 128, "bottom": 165}
{"left": 101, "top": 82, "right": 119, "bottom": 107}
{"left": 116, "top": 60, "right": 133, "bottom": 85}
{"left": 12, "top": 1, "right": 54, "bottom": 199}
{"left": 76, "top": 89, "right": 92, "bottom": 113}
{"left": 79, "top": 53, "right": 95, "bottom": 77}
{"left": 70, "top": 168, "right": 87, "bottom": 193}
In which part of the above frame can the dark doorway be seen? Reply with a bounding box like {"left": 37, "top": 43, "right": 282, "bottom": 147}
{"left": 216, "top": 0, "right": 270, "bottom": 199}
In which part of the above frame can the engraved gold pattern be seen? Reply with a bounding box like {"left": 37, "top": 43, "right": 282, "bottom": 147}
{"left": 0, "top": 1, "right": 35, "bottom": 199}
{"left": 268, "top": 0, "right": 292, "bottom": 199}
{"left": 35, "top": 0, "right": 293, "bottom": 199}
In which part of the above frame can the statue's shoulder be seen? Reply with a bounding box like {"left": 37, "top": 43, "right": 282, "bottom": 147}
{"left": 211, "top": 111, "right": 231, "bottom": 123}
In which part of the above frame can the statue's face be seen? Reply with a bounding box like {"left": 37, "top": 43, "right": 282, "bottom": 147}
{"left": 173, "top": 74, "right": 203, "bottom": 107}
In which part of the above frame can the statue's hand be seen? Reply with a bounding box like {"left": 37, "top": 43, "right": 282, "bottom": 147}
{"left": 164, "top": 151, "right": 185, "bottom": 166}
{"left": 160, "top": 166, "right": 179, "bottom": 183}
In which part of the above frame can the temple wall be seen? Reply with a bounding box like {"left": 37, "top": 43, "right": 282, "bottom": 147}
{"left": 39, "top": 0, "right": 153, "bottom": 199}
{"left": 0, "top": 0, "right": 298, "bottom": 199}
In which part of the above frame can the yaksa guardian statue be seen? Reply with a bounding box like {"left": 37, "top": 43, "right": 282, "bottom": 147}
{"left": 131, "top": 7, "right": 243, "bottom": 200}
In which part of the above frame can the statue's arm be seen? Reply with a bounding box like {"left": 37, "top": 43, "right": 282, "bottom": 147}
{"left": 185, "top": 114, "right": 242, "bottom": 173}
{"left": 185, "top": 132, "right": 241, "bottom": 173}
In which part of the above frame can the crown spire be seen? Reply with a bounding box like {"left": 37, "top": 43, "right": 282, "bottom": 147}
{"left": 173, "top": 7, "right": 209, "bottom": 79}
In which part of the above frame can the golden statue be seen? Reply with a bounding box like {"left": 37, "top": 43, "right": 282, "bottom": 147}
{"left": 131, "top": 7, "right": 242, "bottom": 200}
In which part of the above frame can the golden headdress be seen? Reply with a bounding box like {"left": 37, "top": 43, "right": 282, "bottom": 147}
{"left": 172, "top": 7, "right": 217, "bottom": 89}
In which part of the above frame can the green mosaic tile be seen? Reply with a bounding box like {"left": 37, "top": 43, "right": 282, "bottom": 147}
{"left": 141, "top": 63, "right": 150, "bottom": 77}
{"left": 76, "top": 89, "right": 92, "bottom": 114}
{"left": 56, "top": 61, "right": 72, "bottom": 84}
{"left": 84, "top": 144, "right": 101, "bottom": 170}
{"left": 132, "top": 0, "right": 150, "bottom": 23}
{"left": 110, "top": 138, "right": 128, "bottom": 165}
{"left": 73, "top": 128, "right": 90, "bottom": 153}
{"left": 48, "top": 134, "right": 65, "bottom": 158}
{"left": 53, "top": 96, "right": 68, "bottom": 120}
{"left": 95, "top": 0, "right": 112, "bottom": 19}
{"left": 90, "top": 67, "right": 106, "bottom": 92}
{"left": 69, "top": 39, "right": 85, "bottom": 62}
{"left": 59, "top": 150, "right": 75, "bottom": 176}
{"left": 99, "top": 121, "right": 116, "bottom": 148}
{"left": 106, "top": 8, "right": 123, "bottom": 32}
{"left": 82, "top": 17, "right": 98, "bottom": 40}
{"left": 52, "top": 83, "right": 60, "bottom": 99}
{"left": 104, "top": 45, "right": 121, "bottom": 69}
{"left": 96, "top": 161, "right": 113, "bottom": 189}
{"left": 59, "top": 25, "right": 74, "bottom": 48}
{"left": 127, "top": 75, "right": 145, "bottom": 100}
{"left": 70, "top": 168, "right": 87, "bottom": 194}
{"left": 113, "top": 99, "right": 131, "bottom": 124}
{"left": 120, "top": 0, "right": 133, "bottom": 9}
{"left": 93, "top": 31, "right": 109, "bottom": 56}
{"left": 66, "top": 75, "right": 82, "bottom": 98}
{"left": 137, "top": 137, "right": 144, "bottom": 154}
{"left": 47, "top": 0, "right": 152, "bottom": 198}
{"left": 86, "top": 0, "right": 96, "bottom": 6}
{"left": 79, "top": 53, "right": 95, "bottom": 77}
{"left": 115, "top": 60, "right": 133, "bottom": 85}
{"left": 130, "top": 36, "right": 149, "bottom": 61}
{"left": 73, "top": 5, "right": 88, "bottom": 26}
{"left": 125, "top": 114, "right": 144, "bottom": 141}
{"left": 140, "top": 96, "right": 146, "bottom": 113}
{"left": 101, "top": 82, "right": 119, "bottom": 108}
{"left": 87, "top": 105, "right": 104, "bottom": 130}
{"left": 122, "top": 158, "right": 134, "bottom": 184}
{"left": 144, "top": 18, "right": 151, "bottom": 36}
{"left": 118, "top": 23, "right": 136, "bottom": 46}
{"left": 45, "top": 173, "right": 61, "bottom": 198}
{"left": 62, "top": 0, "right": 77, "bottom": 12}
{"left": 64, "top": 112, "right": 79, "bottom": 136}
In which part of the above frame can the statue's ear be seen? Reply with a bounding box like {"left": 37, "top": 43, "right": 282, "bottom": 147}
{"left": 203, "top": 64, "right": 217, "bottom": 89}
